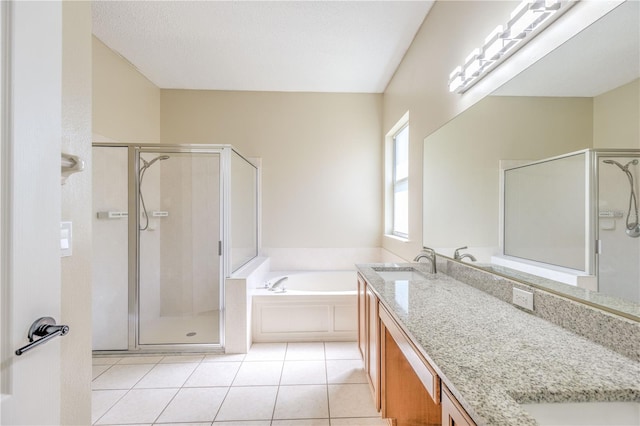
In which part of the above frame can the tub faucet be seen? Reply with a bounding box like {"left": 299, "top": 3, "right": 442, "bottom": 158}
{"left": 413, "top": 246, "right": 437, "bottom": 274}
{"left": 268, "top": 276, "right": 288, "bottom": 291}
{"left": 454, "top": 246, "right": 477, "bottom": 262}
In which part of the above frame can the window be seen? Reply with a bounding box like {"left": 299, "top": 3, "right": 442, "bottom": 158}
{"left": 392, "top": 124, "right": 409, "bottom": 238}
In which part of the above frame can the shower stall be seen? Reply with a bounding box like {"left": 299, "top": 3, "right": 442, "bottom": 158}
{"left": 92, "top": 144, "right": 258, "bottom": 352}
{"left": 502, "top": 148, "right": 640, "bottom": 304}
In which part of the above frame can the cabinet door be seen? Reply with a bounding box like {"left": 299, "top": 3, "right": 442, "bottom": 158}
{"left": 442, "top": 385, "right": 476, "bottom": 426}
{"left": 357, "top": 274, "right": 367, "bottom": 361}
{"left": 366, "top": 285, "right": 380, "bottom": 411}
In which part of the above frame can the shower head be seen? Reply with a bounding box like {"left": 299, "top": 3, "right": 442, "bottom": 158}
{"left": 141, "top": 155, "right": 170, "bottom": 169}
{"left": 603, "top": 159, "right": 638, "bottom": 171}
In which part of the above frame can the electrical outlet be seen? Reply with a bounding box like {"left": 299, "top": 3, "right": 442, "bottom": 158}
{"left": 513, "top": 287, "right": 534, "bottom": 311}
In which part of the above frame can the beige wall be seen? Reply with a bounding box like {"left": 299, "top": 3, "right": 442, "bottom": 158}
{"left": 593, "top": 78, "right": 640, "bottom": 149}
{"left": 61, "top": 1, "right": 92, "bottom": 424}
{"left": 92, "top": 36, "right": 161, "bottom": 142}
{"left": 161, "top": 90, "right": 383, "bottom": 249}
{"left": 424, "top": 96, "right": 593, "bottom": 258}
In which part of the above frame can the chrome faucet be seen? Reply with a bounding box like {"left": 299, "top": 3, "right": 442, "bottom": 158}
{"left": 413, "top": 246, "right": 437, "bottom": 274}
{"left": 268, "top": 276, "right": 288, "bottom": 292}
{"left": 454, "top": 246, "right": 477, "bottom": 262}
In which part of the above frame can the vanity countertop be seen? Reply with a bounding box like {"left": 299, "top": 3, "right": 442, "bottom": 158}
{"left": 356, "top": 263, "right": 640, "bottom": 426}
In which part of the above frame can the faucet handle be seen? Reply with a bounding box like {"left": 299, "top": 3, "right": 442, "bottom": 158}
{"left": 422, "top": 246, "right": 435, "bottom": 253}
{"left": 454, "top": 246, "right": 468, "bottom": 259}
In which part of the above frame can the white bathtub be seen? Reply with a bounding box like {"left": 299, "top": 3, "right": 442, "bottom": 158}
{"left": 252, "top": 271, "right": 358, "bottom": 342}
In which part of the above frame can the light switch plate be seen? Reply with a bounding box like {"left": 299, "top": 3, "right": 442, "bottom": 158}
{"left": 60, "top": 221, "right": 72, "bottom": 257}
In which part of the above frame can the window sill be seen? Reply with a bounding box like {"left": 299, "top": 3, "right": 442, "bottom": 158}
{"left": 384, "top": 234, "right": 410, "bottom": 243}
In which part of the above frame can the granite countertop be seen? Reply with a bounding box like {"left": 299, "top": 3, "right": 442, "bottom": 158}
{"left": 356, "top": 263, "right": 640, "bottom": 426}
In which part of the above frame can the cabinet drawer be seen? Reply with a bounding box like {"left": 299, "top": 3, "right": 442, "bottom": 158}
{"left": 442, "top": 385, "right": 476, "bottom": 426}
{"left": 379, "top": 305, "right": 440, "bottom": 404}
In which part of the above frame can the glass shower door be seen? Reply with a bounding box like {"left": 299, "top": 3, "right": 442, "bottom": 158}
{"left": 137, "top": 150, "right": 222, "bottom": 346}
{"left": 598, "top": 154, "right": 640, "bottom": 304}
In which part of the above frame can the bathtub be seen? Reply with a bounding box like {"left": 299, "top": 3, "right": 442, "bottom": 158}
{"left": 252, "top": 271, "right": 358, "bottom": 342}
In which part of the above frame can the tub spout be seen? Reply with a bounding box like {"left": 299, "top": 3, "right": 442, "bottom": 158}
{"left": 268, "top": 276, "right": 288, "bottom": 291}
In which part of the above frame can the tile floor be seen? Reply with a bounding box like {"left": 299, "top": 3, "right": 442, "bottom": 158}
{"left": 92, "top": 342, "right": 386, "bottom": 426}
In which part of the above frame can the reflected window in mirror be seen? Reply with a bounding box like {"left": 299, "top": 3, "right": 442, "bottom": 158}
{"left": 392, "top": 122, "right": 409, "bottom": 238}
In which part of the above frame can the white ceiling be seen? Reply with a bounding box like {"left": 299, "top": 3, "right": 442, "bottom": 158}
{"left": 92, "top": 0, "right": 434, "bottom": 93}
{"left": 493, "top": 0, "right": 640, "bottom": 97}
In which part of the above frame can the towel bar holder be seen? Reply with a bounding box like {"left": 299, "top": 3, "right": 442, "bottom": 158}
{"left": 61, "top": 152, "right": 85, "bottom": 185}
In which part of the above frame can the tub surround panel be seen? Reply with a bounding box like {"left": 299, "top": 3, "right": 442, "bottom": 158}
{"left": 252, "top": 271, "right": 358, "bottom": 343}
{"left": 445, "top": 259, "right": 640, "bottom": 361}
{"left": 356, "top": 263, "right": 640, "bottom": 426}
{"left": 263, "top": 248, "right": 403, "bottom": 271}
{"left": 225, "top": 257, "right": 271, "bottom": 354}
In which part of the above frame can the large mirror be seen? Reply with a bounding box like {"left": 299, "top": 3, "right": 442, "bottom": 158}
{"left": 423, "top": 1, "right": 639, "bottom": 320}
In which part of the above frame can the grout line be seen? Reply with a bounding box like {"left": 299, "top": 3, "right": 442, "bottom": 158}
{"left": 150, "top": 355, "right": 206, "bottom": 424}
{"left": 324, "top": 342, "right": 333, "bottom": 422}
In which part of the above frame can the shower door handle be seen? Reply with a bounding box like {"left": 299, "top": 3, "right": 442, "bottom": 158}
{"left": 15, "top": 317, "right": 70, "bottom": 356}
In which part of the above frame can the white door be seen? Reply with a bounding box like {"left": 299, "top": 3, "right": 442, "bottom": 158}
{"left": 1, "top": 1, "right": 63, "bottom": 424}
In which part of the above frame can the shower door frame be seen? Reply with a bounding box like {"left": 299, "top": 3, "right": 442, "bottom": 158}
{"left": 92, "top": 143, "right": 237, "bottom": 353}
{"left": 500, "top": 148, "right": 596, "bottom": 275}
{"left": 132, "top": 144, "right": 229, "bottom": 352}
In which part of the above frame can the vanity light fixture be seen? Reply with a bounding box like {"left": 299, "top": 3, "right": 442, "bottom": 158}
{"left": 448, "top": 0, "right": 577, "bottom": 94}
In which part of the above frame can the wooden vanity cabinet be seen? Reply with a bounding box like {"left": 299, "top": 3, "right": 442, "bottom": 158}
{"left": 379, "top": 305, "right": 441, "bottom": 426}
{"left": 442, "top": 385, "right": 476, "bottom": 426}
{"left": 357, "top": 273, "right": 381, "bottom": 411}
{"left": 357, "top": 274, "right": 366, "bottom": 359}
{"left": 357, "top": 274, "right": 476, "bottom": 426}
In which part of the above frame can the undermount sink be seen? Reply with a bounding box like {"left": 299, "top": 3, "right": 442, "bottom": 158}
{"left": 372, "top": 268, "right": 431, "bottom": 282}
{"left": 520, "top": 401, "right": 640, "bottom": 426}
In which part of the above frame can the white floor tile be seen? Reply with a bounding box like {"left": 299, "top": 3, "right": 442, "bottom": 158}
{"left": 324, "top": 342, "right": 360, "bottom": 360}
{"left": 272, "top": 420, "right": 330, "bottom": 426}
{"left": 153, "top": 423, "right": 210, "bottom": 426}
{"left": 285, "top": 342, "right": 326, "bottom": 360}
{"left": 244, "top": 343, "right": 287, "bottom": 361}
{"left": 328, "top": 384, "right": 379, "bottom": 418}
{"left": 91, "top": 390, "right": 127, "bottom": 424}
{"left": 93, "top": 357, "right": 122, "bottom": 366}
{"left": 212, "top": 422, "right": 270, "bottom": 426}
{"left": 117, "top": 356, "right": 163, "bottom": 365}
{"left": 232, "top": 361, "right": 283, "bottom": 386}
{"left": 92, "top": 364, "right": 155, "bottom": 390}
{"left": 92, "top": 365, "right": 111, "bottom": 380}
{"left": 95, "top": 388, "right": 177, "bottom": 424}
{"left": 96, "top": 424, "right": 151, "bottom": 426}
{"left": 273, "top": 385, "right": 329, "bottom": 420}
{"left": 204, "top": 353, "right": 246, "bottom": 362}
{"left": 326, "top": 360, "right": 367, "bottom": 384}
{"left": 184, "top": 362, "right": 241, "bottom": 387}
{"left": 159, "top": 355, "right": 205, "bottom": 364}
{"left": 330, "top": 418, "right": 386, "bottom": 425}
{"left": 134, "top": 363, "right": 197, "bottom": 388}
{"left": 280, "top": 361, "right": 326, "bottom": 385}
{"left": 215, "top": 386, "right": 278, "bottom": 421}
{"left": 155, "top": 387, "right": 228, "bottom": 423}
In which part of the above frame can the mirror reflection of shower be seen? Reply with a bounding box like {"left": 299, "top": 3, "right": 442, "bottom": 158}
{"left": 139, "top": 155, "right": 170, "bottom": 231}
{"left": 603, "top": 159, "right": 640, "bottom": 238}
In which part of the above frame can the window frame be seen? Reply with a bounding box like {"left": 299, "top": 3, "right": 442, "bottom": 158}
{"left": 391, "top": 123, "right": 409, "bottom": 239}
